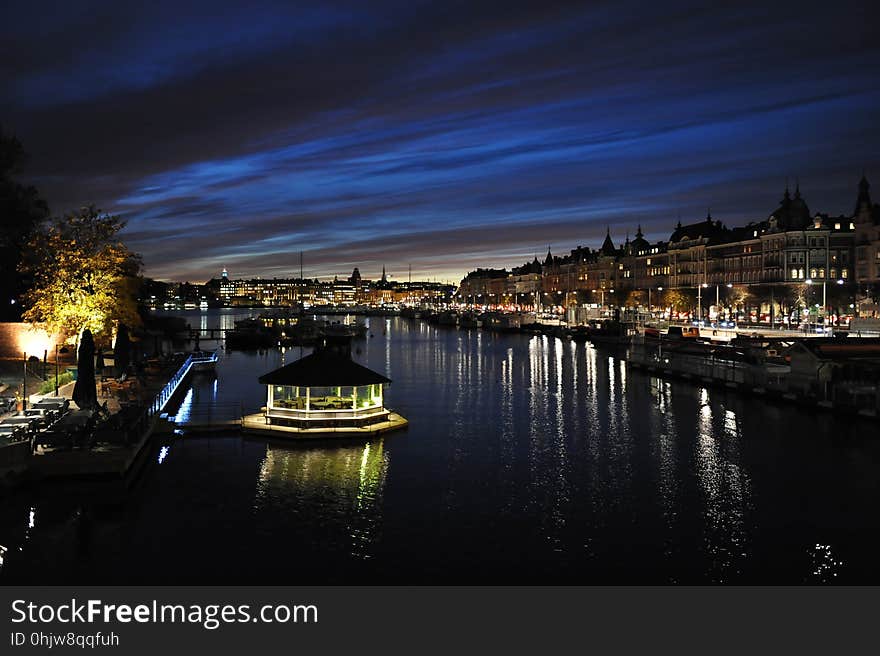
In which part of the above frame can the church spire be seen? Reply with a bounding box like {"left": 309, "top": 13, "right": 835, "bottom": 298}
{"left": 855, "top": 173, "right": 872, "bottom": 218}
{"left": 600, "top": 229, "right": 616, "bottom": 256}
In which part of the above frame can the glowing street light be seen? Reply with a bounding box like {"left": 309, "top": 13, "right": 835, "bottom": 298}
{"left": 697, "top": 282, "right": 708, "bottom": 324}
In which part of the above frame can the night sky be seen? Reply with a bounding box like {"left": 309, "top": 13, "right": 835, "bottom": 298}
{"left": 2, "top": 1, "right": 879, "bottom": 283}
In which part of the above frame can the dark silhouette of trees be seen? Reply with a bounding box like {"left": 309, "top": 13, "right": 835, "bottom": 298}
{"left": 0, "top": 126, "right": 50, "bottom": 320}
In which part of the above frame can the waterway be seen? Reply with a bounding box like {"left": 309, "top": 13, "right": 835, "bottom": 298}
{"left": 1, "top": 309, "right": 878, "bottom": 583}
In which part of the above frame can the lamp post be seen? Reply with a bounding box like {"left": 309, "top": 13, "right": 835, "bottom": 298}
{"left": 697, "top": 283, "right": 708, "bottom": 325}
{"left": 806, "top": 278, "right": 829, "bottom": 331}
{"left": 55, "top": 344, "right": 70, "bottom": 396}
{"left": 834, "top": 278, "right": 844, "bottom": 327}
{"left": 22, "top": 351, "right": 27, "bottom": 411}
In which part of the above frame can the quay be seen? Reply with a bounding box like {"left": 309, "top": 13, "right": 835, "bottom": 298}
{"left": 0, "top": 350, "right": 218, "bottom": 487}
{"left": 625, "top": 337, "right": 880, "bottom": 418}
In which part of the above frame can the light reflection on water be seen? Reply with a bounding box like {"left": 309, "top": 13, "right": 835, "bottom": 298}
{"left": 255, "top": 441, "right": 389, "bottom": 560}
{"left": 1, "top": 312, "right": 880, "bottom": 584}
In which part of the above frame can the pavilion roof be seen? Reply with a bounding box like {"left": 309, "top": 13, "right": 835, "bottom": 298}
{"left": 258, "top": 352, "right": 391, "bottom": 387}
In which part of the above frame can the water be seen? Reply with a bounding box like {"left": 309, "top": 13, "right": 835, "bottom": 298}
{"left": 1, "top": 310, "right": 879, "bottom": 584}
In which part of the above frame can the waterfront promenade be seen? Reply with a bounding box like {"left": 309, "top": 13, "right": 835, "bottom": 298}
{"left": 0, "top": 351, "right": 215, "bottom": 487}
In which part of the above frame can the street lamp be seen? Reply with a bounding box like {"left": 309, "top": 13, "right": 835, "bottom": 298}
{"left": 806, "top": 278, "right": 829, "bottom": 330}
{"left": 55, "top": 344, "right": 70, "bottom": 396}
{"left": 697, "top": 283, "right": 708, "bottom": 325}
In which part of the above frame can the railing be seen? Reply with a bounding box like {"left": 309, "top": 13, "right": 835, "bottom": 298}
{"left": 171, "top": 401, "right": 245, "bottom": 426}
{"left": 149, "top": 349, "right": 218, "bottom": 417}
{"left": 627, "top": 342, "right": 751, "bottom": 386}
{"left": 267, "top": 406, "right": 388, "bottom": 420}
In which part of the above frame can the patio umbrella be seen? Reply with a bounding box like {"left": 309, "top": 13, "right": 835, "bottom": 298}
{"left": 115, "top": 323, "right": 131, "bottom": 377}
{"left": 72, "top": 329, "right": 97, "bottom": 411}
{"left": 94, "top": 348, "right": 105, "bottom": 377}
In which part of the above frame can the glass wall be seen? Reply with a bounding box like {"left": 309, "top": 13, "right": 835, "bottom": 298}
{"left": 270, "top": 384, "right": 383, "bottom": 411}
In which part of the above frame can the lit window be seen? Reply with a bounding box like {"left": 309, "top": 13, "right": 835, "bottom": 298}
{"left": 791, "top": 268, "right": 798, "bottom": 279}
{"left": 834, "top": 223, "right": 841, "bottom": 230}
{"left": 842, "top": 268, "right": 848, "bottom": 278}
{"left": 850, "top": 223, "right": 855, "bottom": 229}
{"left": 830, "top": 268, "right": 837, "bottom": 279}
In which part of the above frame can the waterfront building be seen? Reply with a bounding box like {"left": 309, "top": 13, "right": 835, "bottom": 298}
{"left": 458, "top": 176, "right": 874, "bottom": 322}
{"left": 853, "top": 176, "right": 880, "bottom": 315}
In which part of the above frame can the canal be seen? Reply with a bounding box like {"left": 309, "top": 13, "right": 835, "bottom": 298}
{"left": 1, "top": 310, "right": 878, "bottom": 583}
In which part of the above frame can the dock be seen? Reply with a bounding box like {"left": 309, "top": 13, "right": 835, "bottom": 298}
{"left": 241, "top": 412, "right": 408, "bottom": 439}
{"left": 0, "top": 350, "right": 218, "bottom": 487}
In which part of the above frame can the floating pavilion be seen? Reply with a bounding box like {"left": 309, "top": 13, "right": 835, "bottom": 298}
{"left": 241, "top": 334, "right": 408, "bottom": 438}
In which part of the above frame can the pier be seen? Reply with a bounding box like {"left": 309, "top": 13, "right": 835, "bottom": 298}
{"left": 0, "top": 350, "right": 218, "bottom": 486}
{"left": 625, "top": 338, "right": 880, "bottom": 418}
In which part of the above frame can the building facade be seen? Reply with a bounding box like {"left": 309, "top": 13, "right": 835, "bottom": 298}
{"left": 457, "top": 177, "right": 880, "bottom": 321}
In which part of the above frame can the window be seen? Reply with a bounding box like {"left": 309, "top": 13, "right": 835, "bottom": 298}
{"left": 830, "top": 268, "right": 837, "bottom": 279}
{"left": 834, "top": 223, "right": 841, "bottom": 230}
{"left": 842, "top": 268, "right": 848, "bottom": 279}
{"left": 791, "top": 268, "right": 798, "bottom": 279}
{"left": 810, "top": 268, "right": 817, "bottom": 278}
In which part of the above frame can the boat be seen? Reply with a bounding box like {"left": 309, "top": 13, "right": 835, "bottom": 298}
{"left": 459, "top": 312, "right": 482, "bottom": 329}
{"left": 322, "top": 320, "right": 368, "bottom": 339}
{"left": 225, "top": 318, "right": 276, "bottom": 349}
{"left": 586, "top": 319, "right": 633, "bottom": 347}
{"left": 437, "top": 310, "right": 459, "bottom": 326}
{"left": 482, "top": 312, "right": 521, "bottom": 333}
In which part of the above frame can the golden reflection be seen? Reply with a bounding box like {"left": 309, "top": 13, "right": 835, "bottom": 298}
{"left": 256, "top": 440, "right": 389, "bottom": 559}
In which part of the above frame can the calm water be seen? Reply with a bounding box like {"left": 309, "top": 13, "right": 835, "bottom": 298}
{"left": 2, "top": 310, "right": 879, "bottom": 584}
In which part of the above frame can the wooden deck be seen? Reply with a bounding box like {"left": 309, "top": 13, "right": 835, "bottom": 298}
{"left": 240, "top": 412, "right": 408, "bottom": 439}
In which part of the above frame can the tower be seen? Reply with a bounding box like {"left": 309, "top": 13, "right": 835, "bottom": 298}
{"left": 855, "top": 174, "right": 872, "bottom": 223}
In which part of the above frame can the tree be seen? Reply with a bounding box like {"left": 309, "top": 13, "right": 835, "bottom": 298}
{"left": 0, "top": 126, "right": 49, "bottom": 320}
{"left": 20, "top": 205, "right": 142, "bottom": 341}
{"left": 623, "top": 290, "right": 645, "bottom": 307}
{"left": 660, "top": 288, "right": 694, "bottom": 312}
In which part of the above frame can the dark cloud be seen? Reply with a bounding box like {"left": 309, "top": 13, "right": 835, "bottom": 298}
{"left": 2, "top": 0, "right": 879, "bottom": 282}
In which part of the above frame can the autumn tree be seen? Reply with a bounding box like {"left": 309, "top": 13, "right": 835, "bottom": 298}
{"left": 20, "top": 205, "right": 142, "bottom": 341}
{"left": 623, "top": 290, "right": 645, "bottom": 307}
{"left": 659, "top": 288, "right": 694, "bottom": 312}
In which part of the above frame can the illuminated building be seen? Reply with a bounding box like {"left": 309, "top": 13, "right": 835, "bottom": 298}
{"left": 247, "top": 333, "right": 408, "bottom": 437}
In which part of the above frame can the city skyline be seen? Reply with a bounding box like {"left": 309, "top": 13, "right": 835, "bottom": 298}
{"left": 3, "top": 1, "right": 879, "bottom": 283}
